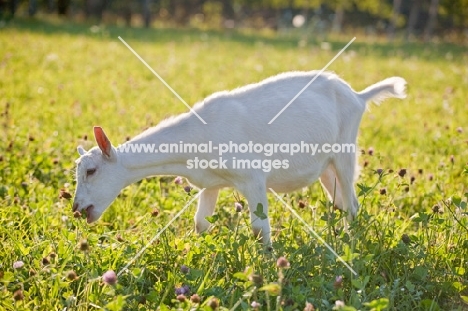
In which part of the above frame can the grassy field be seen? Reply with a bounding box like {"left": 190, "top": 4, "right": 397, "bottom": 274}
{"left": 0, "top": 18, "right": 467, "bottom": 310}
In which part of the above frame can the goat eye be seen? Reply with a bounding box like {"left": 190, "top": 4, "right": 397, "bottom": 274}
{"left": 86, "top": 168, "right": 96, "bottom": 176}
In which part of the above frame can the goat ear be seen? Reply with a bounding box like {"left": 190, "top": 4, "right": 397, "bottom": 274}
{"left": 77, "top": 146, "right": 86, "bottom": 156}
{"left": 94, "top": 126, "right": 114, "bottom": 159}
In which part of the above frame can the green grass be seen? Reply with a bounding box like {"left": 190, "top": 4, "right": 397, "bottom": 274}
{"left": 0, "top": 18, "right": 467, "bottom": 310}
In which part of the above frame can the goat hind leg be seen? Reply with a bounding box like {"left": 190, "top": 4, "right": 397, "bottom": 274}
{"left": 333, "top": 154, "right": 359, "bottom": 221}
{"left": 319, "top": 164, "right": 344, "bottom": 210}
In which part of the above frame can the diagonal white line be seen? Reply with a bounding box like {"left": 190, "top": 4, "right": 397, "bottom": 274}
{"left": 118, "top": 36, "right": 207, "bottom": 125}
{"left": 88, "top": 303, "right": 102, "bottom": 309}
{"left": 116, "top": 188, "right": 206, "bottom": 277}
{"left": 268, "top": 37, "right": 356, "bottom": 124}
{"left": 229, "top": 287, "right": 255, "bottom": 311}
{"left": 269, "top": 188, "right": 358, "bottom": 276}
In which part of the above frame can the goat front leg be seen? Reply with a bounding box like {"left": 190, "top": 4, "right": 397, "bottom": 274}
{"left": 194, "top": 188, "right": 219, "bottom": 233}
{"left": 237, "top": 181, "right": 271, "bottom": 245}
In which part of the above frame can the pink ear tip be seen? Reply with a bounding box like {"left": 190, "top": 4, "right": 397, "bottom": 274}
{"left": 93, "top": 126, "right": 104, "bottom": 136}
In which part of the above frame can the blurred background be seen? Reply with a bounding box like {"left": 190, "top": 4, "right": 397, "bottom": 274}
{"left": 1, "top": 0, "right": 467, "bottom": 43}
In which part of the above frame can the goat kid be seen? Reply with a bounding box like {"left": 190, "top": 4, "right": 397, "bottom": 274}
{"left": 73, "top": 71, "right": 406, "bottom": 244}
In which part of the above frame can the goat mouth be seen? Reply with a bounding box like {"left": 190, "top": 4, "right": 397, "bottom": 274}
{"left": 84, "top": 205, "right": 94, "bottom": 223}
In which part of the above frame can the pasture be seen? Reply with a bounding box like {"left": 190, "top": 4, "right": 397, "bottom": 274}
{"left": 0, "top": 18, "right": 467, "bottom": 310}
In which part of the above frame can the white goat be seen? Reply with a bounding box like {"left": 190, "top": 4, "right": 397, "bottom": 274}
{"left": 73, "top": 71, "right": 406, "bottom": 244}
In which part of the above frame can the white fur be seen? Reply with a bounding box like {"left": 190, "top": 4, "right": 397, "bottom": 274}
{"left": 73, "top": 71, "right": 406, "bottom": 244}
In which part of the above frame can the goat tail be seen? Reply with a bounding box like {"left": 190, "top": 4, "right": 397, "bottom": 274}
{"left": 357, "top": 77, "right": 407, "bottom": 105}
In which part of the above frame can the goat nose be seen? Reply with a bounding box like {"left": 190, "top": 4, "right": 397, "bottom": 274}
{"left": 72, "top": 202, "right": 79, "bottom": 212}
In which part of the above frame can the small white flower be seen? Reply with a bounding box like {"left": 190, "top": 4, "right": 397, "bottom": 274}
{"left": 251, "top": 301, "right": 261, "bottom": 308}
{"left": 13, "top": 261, "right": 24, "bottom": 269}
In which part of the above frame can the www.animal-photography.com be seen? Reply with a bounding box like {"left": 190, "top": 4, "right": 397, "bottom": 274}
{"left": 1, "top": 1, "right": 467, "bottom": 310}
